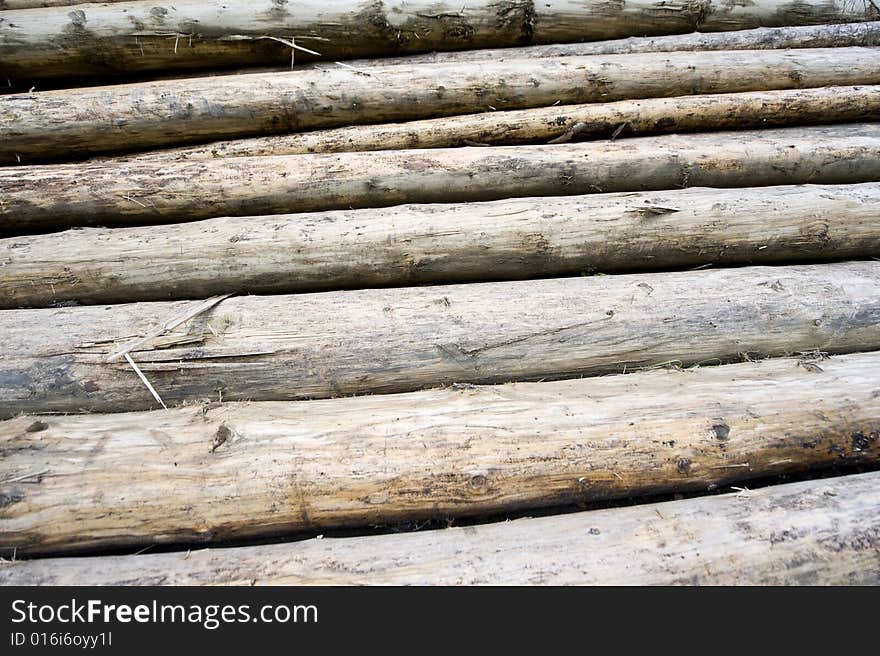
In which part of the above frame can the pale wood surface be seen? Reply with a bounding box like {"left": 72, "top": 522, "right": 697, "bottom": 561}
{"left": 4, "top": 48, "right": 880, "bottom": 163}
{"left": 2, "top": 1, "right": 876, "bottom": 81}
{"left": 3, "top": 183, "right": 880, "bottom": 307}
{"left": 3, "top": 469, "right": 878, "bottom": 584}
{"left": 106, "top": 86, "right": 880, "bottom": 161}
{"left": 337, "top": 20, "right": 880, "bottom": 66}
{"left": 1, "top": 261, "right": 879, "bottom": 417}
{"left": 1, "top": 352, "right": 877, "bottom": 555}
{"left": 4, "top": 124, "right": 880, "bottom": 233}
{"left": 69, "top": 22, "right": 880, "bottom": 91}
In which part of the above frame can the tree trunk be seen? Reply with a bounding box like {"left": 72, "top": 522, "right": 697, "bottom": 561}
{"left": 1, "top": 352, "right": 877, "bottom": 556}
{"left": 2, "top": 0, "right": 877, "bottom": 82}
{"left": 1, "top": 261, "right": 879, "bottom": 418}
{"left": 4, "top": 48, "right": 880, "bottom": 163}
{"left": 2, "top": 469, "right": 878, "bottom": 584}
{"left": 3, "top": 182, "right": 879, "bottom": 308}
{"left": 4, "top": 124, "right": 880, "bottom": 234}
{"left": 108, "top": 86, "right": 880, "bottom": 162}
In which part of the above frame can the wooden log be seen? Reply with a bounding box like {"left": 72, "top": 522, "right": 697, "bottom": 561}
{"left": 0, "top": 353, "right": 880, "bottom": 556}
{"left": 4, "top": 48, "right": 880, "bottom": 164}
{"left": 3, "top": 183, "right": 880, "bottom": 309}
{"left": 1, "top": 352, "right": 877, "bottom": 556}
{"left": 4, "top": 124, "right": 880, "bottom": 235}
{"left": 1, "top": 261, "right": 879, "bottom": 418}
{"left": 10, "top": 21, "right": 880, "bottom": 94}
{"left": 2, "top": 469, "right": 878, "bottom": 584}
{"left": 1, "top": 1, "right": 126, "bottom": 7}
{"left": 339, "top": 20, "right": 880, "bottom": 67}
{"left": 110, "top": 86, "right": 880, "bottom": 162}
{"left": 1, "top": 1, "right": 877, "bottom": 83}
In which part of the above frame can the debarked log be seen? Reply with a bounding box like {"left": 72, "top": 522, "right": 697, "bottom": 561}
{"left": 1, "top": 0, "right": 877, "bottom": 81}
{"left": 0, "top": 352, "right": 877, "bottom": 555}
{"left": 2, "top": 0, "right": 130, "bottom": 8}
{"left": 2, "top": 469, "right": 878, "bottom": 584}
{"left": 335, "top": 20, "right": 880, "bottom": 67}
{"left": 2, "top": 183, "right": 880, "bottom": 308}
{"left": 4, "top": 124, "right": 880, "bottom": 234}
{"left": 0, "top": 261, "right": 879, "bottom": 417}
{"left": 109, "top": 86, "right": 880, "bottom": 161}
{"left": 11, "top": 22, "right": 880, "bottom": 93}
{"left": 4, "top": 48, "right": 880, "bottom": 163}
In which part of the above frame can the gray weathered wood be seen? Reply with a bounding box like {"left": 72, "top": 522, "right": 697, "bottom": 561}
{"left": 52, "top": 22, "right": 880, "bottom": 93}
{"left": 339, "top": 20, "right": 880, "bottom": 66}
{"left": 4, "top": 124, "right": 880, "bottom": 234}
{"left": 2, "top": 1, "right": 877, "bottom": 82}
{"left": 3, "top": 470, "right": 878, "bottom": 584}
{"left": 1, "top": 261, "right": 879, "bottom": 417}
{"left": 4, "top": 48, "right": 880, "bottom": 163}
{"left": 3, "top": 183, "right": 880, "bottom": 308}
{"left": 109, "top": 86, "right": 880, "bottom": 161}
{"left": 1, "top": 0, "right": 129, "bottom": 6}
{"left": 0, "top": 352, "right": 877, "bottom": 556}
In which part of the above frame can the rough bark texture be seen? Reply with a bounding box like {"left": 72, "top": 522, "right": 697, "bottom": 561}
{"left": 1, "top": 1, "right": 877, "bottom": 82}
{"left": 3, "top": 470, "right": 878, "bottom": 584}
{"left": 3, "top": 183, "right": 880, "bottom": 308}
{"left": 109, "top": 86, "right": 880, "bottom": 162}
{"left": 4, "top": 48, "right": 880, "bottom": 163}
{"left": 1, "top": 261, "right": 879, "bottom": 418}
{"left": 4, "top": 124, "right": 880, "bottom": 234}
{"left": 1, "top": 353, "right": 878, "bottom": 556}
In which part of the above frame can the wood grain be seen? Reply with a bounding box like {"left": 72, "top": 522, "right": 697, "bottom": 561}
{"left": 39, "top": 22, "right": 879, "bottom": 94}
{"left": 3, "top": 469, "right": 878, "bottom": 584}
{"left": 105, "top": 86, "right": 880, "bottom": 161}
{"left": 4, "top": 48, "right": 880, "bottom": 163}
{"left": 2, "top": 1, "right": 876, "bottom": 82}
{"left": 4, "top": 124, "right": 880, "bottom": 234}
{"left": 3, "top": 183, "right": 880, "bottom": 307}
{"left": 1, "top": 261, "right": 879, "bottom": 417}
{"left": 1, "top": 351, "right": 878, "bottom": 555}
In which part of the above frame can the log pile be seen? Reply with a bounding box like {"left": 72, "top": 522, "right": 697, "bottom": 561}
{"left": 1, "top": 2, "right": 878, "bottom": 585}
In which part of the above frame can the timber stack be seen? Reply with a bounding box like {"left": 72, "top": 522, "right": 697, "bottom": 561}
{"left": 0, "top": 1, "right": 878, "bottom": 586}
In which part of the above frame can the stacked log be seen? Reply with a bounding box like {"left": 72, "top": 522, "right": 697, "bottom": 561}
{"left": 7, "top": 21, "right": 880, "bottom": 93}
{"left": 1, "top": 261, "right": 879, "bottom": 417}
{"left": 4, "top": 48, "right": 880, "bottom": 163}
{"left": 101, "top": 86, "right": 880, "bottom": 161}
{"left": 333, "top": 21, "right": 880, "bottom": 65}
{"left": 4, "top": 124, "right": 880, "bottom": 233}
{"left": 1, "top": 7, "right": 879, "bottom": 585}
{"left": 0, "top": 351, "right": 877, "bottom": 556}
{"left": 2, "top": 1, "right": 877, "bottom": 82}
{"left": 1, "top": 183, "right": 878, "bottom": 307}
{"left": 2, "top": 471, "right": 878, "bottom": 584}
